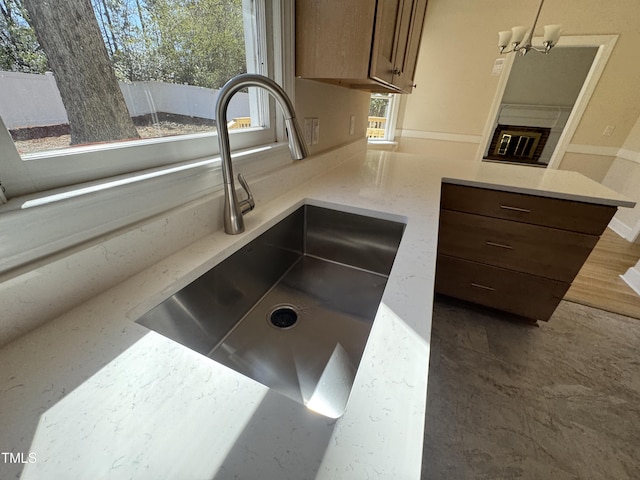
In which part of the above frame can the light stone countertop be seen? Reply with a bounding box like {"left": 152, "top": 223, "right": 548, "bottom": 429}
{"left": 0, "top": 149, "right": 633, "bottom": 479}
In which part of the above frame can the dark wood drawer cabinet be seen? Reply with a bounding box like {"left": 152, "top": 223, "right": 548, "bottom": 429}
{"left": 440, "top": 183, "right": 616, "bottom": 235}
{"left": 435, "top": 183, "right": 618, "bottom": 321}
{"left": 438, "top": 210, "right": 598, "bottom": 282}
{"left": 435, "top": 254, "right": 570, "bottom": 321}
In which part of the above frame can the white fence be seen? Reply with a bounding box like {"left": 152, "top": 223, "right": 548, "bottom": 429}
{"left": 0, "top": 71, "right": 249, "bottom": 130}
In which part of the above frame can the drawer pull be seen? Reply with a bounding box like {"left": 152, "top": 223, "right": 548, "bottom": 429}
{"left": 486, "top": 241, "right": 513, "bottom": 250}
{"left": 471, "top": 283, "right": 495, "bottom": 291}
{"left": 500, "top": 204, "right": 531, "bottom": 213}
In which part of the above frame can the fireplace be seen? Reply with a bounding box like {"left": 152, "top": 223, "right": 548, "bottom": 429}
{"left": 485, "top": 124, "right": 551, "bottom": 164}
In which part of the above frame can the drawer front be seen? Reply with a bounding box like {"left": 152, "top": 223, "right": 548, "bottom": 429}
{"left": 438, "top": 210, "right": 598, "bottom": 282}
{"left": 435, "top": 254, "right": 570, "bottom": 321}
{"left": 440, "top": 183, "right": 616, "bottom": 235}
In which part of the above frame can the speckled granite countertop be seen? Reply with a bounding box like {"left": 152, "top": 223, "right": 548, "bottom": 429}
{"left": 0, "top": 149, "right": 632, "bottom": 479}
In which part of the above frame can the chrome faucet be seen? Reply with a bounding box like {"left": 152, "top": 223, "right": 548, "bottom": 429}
{"left": 215, "top": 73, "right": 309, "bottom": 234}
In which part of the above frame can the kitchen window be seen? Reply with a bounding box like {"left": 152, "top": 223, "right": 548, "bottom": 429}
{"left": 367, "top": 93, "right": 399, "bottom": 143}
{"left": 0, "top": 0, "right": 292, "bottom": 201}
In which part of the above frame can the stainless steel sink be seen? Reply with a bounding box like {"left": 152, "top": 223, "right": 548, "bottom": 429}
{"left": 135, "top": 204, "right": 405, "bottom": 418}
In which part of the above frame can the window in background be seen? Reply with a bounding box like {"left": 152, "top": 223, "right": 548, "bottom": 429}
{"left": 0, "top": 0, "right": 281, "bottom": 197}
{"left": 1, "top": 0, "right": 259, "bottom": 155}
{"left": 367, "top": 93, "right": 398, "bottom": 142}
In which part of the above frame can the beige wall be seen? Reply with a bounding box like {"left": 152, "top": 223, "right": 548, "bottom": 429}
{"left": 558, "top": 152, "right": 615, "bottom": 183}
{"left": 295, "top": 79, "right": 371, "bottom": 155}
{"left": 602, "top": 115, "right": 640, "bottom": 241}
{"left": 397, "top": 0, "right": 640, "bottom": 177}
{"left": 397, "top": 136, "right": 478, "bottom": 159}
{"left": 622, "top": 112, "right": 640, "bottom": 152}
{"left": 603, "top": 156, "right": 640, "bottom": 241}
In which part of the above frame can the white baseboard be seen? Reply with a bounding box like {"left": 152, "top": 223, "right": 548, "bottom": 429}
{"left": 621, "top": 267, "right": 640, "bottom": 296}
{"left": 617, "top": 148, "right": 640, "bottom": 165}
{"left": 564, "top": 144, "right": 621, "bottom": 157}
{"left": 399, "top": 129, "right": 482, "bottom": 144}
{"left": 608, "top": 216, "right": 634, "bottom": 241}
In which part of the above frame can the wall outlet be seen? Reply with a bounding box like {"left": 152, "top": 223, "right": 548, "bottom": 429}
{"left": 602, "top": 125, "right": 615, "bottom": 136}
{"left": 303, "top": 118, "right": 313, "bottom": 145}
{"left": 312, "top": 117, "right": 320, "bottom": 145}
{"left": 349, "top": 115, "right": 356, "bottom": 136}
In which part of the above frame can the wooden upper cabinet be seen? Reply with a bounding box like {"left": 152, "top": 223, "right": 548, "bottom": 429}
{"left": 397, "top": 0, "right": 428, "bottom": 92}
{"left": 370, "top": 0, "right": 405, "bottom": 86}
{"left": 295, "top": 0, "right": 428, "bottom": 94}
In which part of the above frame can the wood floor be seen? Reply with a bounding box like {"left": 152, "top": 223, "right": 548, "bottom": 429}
{"left": 564, "top": 227, "right": 640, "bottom": 319}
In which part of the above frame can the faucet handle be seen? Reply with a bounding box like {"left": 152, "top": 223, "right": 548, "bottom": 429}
{"left": 237, "top": 173, "right": 255, "bottom": 214}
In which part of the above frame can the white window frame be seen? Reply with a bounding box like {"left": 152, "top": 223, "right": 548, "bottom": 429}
{"left": 367, "top": 93, "right": 400, "bottom": 144}
{"left": 0, "top": 0, "right": 291, "bottom": 199}
{"left": 0, "top": 0, "right": 296, "bottom": 275}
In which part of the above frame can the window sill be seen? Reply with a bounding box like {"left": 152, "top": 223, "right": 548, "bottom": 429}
{"left": 367, "top": 140, "right": 398, "bottom": 152}
{"left": 0, "top": 142, "right": 291, "bottom": 278}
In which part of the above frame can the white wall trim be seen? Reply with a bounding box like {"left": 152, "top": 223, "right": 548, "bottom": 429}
{"left": 608, "top": 216, "right": 634, "bottom": 240}
{"left": 399, "top": 129, "right": 482, "bottom": 144}
{"left": 617, "top": 148, "right": 640, "bottom": 165}
{"left": 564, "top": 144, "right": 640, "bottom": 165}
{"left": 621, "top": 264, "right": 640, "bottom": 297}
{"left": 399, "top": 134, "right": 640, "bottom": 167}
{"left": 564, "top": 143, "right": 621, "bottom": 157}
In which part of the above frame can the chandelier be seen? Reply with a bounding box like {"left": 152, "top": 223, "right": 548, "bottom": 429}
{"left": 498, "top": 0, "right": 562, "bottom": 55}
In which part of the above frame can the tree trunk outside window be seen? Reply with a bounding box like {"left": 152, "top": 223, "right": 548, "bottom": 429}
{"left": 22, "top": 0, "right": 139, "bottom": 145}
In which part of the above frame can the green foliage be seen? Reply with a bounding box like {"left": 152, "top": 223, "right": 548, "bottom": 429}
{"left": 145, "top": 0, "right": 246, "bottom": 88}
{"left": 93, "top": 0, "right": 246, "bottom": 88}
{"left": 0, "top": 0, "right": 47, "bottom": 73}
{"left": 369, "top": 96, "right": 389, "bottom": 118}
{"left": 1, "top": 0, "right": 246, "bottom": 89}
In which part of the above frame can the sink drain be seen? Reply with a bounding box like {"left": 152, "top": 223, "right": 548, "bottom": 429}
{"left": 269, "top": 305, "right": 299, "bottom": 329}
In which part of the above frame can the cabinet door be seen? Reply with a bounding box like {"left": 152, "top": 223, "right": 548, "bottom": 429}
{"left": 371, "top": 0, "right": 427, "bottom": 92}
{"left": 440, "top": 183, "right": 617, "bottom": 235}
{"left": 438, "top": 209, "right": 599, "bottom": 282}
{"left": 295, "top": 0, "right": 376, "bottom": 80}
{"left": 370, "top": 0, "right": 404, "bottom": 87}
{"left": 394, "top": 0, "right": 427, "bottom": 92}
{"left": 435, "top": 254, "right": 569, "bottom": 321}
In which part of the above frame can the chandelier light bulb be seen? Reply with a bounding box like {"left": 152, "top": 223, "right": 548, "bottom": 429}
{"left": 510, "top": 26, "right": 528, "bottom": 45}
{"left": 543, "top": 24, "right": 562, "bottom": 46}
{"left": 496, "top": 0, "right": 561, "bottom": 55}
{"left": 498, "top": 30, "right": 512, "bottom": 49}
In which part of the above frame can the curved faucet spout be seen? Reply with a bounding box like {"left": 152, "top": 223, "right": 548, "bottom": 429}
{"left": 215, "top": 73, "right": 309, "bottom": 235}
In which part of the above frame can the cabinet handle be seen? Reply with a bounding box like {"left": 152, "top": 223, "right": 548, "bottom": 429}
{"left": 500, "top": 205, "right": 531, "bottom": 213}
{"left": 486, "top": 241, "right": 513, "bottom": 250}
{"left": 471, "top": 283, "right": 495, "bottom": 291}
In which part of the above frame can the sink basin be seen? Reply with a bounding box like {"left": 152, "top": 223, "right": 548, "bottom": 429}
{"left": 135, "top": 203, "right": 405, "bottom": 418}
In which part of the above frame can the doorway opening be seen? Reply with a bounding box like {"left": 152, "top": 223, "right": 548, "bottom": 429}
{"left": 477, "top": 35, "right": 618, "bottom": 169}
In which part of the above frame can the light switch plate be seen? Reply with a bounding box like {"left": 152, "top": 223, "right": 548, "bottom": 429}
{"left": 303, "top": 118, "right": 313, "bottom": 145}
{"left": 312, "top": 118, "right": 320, "bottom": 145}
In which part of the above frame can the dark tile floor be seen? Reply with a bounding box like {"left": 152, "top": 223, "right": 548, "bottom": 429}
{"left": 422, "top": 296, "right": 640, "bottom": 479}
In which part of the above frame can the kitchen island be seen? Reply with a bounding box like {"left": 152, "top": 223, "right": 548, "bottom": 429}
{"left": 0, "top": 146, "right": 633, "bottom": 479}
